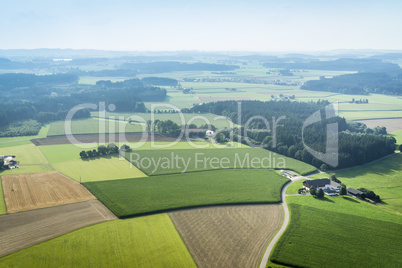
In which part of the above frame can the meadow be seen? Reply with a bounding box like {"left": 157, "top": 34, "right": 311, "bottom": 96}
{"left": 46, "top": 118, "right": 144, "bottom": 136}
{"left": 0, "top": 125, "right": 49, "bottom": 148}
{"left": 123, "top": 147, "right": 317, "bottom": 176}
{"left": 0, "top": 144, "right": 52, "bottom": 175}
{"left": 124, "top": 140, "right": 248, "bottom": 150}
{"left": 0, "top": 144, "right": 48, "bottom": 165}
{"left": 270, "top": 196, "right": 402, "bottom": 268}
{"left": 38, "top": 142, "right": 248, "bottom": 164}
{"left": 93, "top": 111, "right": 235, "bottom": 129}
{"left": 390, "top": 129, "right": 402, "bottom": 144}
{"left": 51, "top": 157, "right": 146, "bottom": 183}
{"left": 0, "top": 214, "right": 196, "bottom": 268}
{"left": 84, "top": 169, "right": 289, "bottom": 217}
{"left": 285, "top": 179, "right": 305, "bottom": 195}
{"left": 39, "top": 143, "right": 101, "bottom": 163}
{"left": 311, "top": 153, "right": 402, "bottom": 214}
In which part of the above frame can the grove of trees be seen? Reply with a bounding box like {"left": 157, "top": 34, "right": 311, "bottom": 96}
{"left": 183, "top": 100, "right": 396, "bottom": 169}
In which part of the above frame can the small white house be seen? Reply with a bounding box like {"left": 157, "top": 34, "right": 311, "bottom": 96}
{"left": 1, "top": 155, "right": 19, "bottom": 169}
{"left": 206, "top": 130, "right": 215, "bottom": 137}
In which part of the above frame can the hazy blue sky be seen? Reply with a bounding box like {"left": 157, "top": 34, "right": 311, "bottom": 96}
{"left": 1, "top": 0, "right": 401, "bottom": 51}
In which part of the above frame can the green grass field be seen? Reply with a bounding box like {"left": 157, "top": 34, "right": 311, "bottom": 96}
{"left": 84, "top": 169, "right": 289, "bottom": 217}
{"left": 38, "top": 142, "right": 248, "bottom": 164}
{"left": 47, "top": 118, "right": 144, "bottom": 136}
{"left": 124, "top": 140, "right": 248, "bottom": 150}
{"left": 39, "top": 143, "right": 100, "bottom": 163}
{"left": 390, "top": 129, "right": 402, "bottom": 145}
{"left": 0, "top": 214, "right": 196, "bottom": 268}
{"left": 93, "top": 112, "right": 235, "bottom": 129}
{"left": 270, "top": 196, "right": 402, "bottom": 268}
{"left": 0, "top": 165, "right": 53, "bottom": 176}
{"left": 0, "top": 143, "right": 48, "bottom": 167}
{"left": 0, "top": 143, "right": 50, "bottom": 175}
{"left": 124, "top": 147, "right": 316, "bottom": 176}
{"left": 311, "top": 153, "right": 402, "bottom": 214}
{"left": 51, "top": 157, "right": 146, "bottom": 183}
{"left": 0, "top": 177, "right": 6, "bottom": 215}
{"left": 285, "top": 180, "right": 305, "bottom": 195}
{"left": 0, "top": 125, "right": 49, "bottom": 148}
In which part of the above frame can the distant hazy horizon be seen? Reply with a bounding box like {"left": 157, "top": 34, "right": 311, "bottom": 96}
{"left": 2, "top": 0, "right": 402, "bottom": 52}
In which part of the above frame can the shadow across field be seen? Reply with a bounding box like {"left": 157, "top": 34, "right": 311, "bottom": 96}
{"left": 341, "top": 196, "right": 360, "bottom": 203}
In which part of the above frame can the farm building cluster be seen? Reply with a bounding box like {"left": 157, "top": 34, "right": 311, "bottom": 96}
{"left": 0, "top": 155, "right": 19, "bottom": 169}
{"left": 303, "top": 179, "right": 341, "bottom": 196}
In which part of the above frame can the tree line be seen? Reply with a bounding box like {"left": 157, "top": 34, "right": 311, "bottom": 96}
{"left": 0, "top": 74, "right": 170, "bottom": 136}
{"left": 183, "top": 100, "right": 396, "bottom": 169}
{"left": 79, "top": 143, "right": 126, "bottom": 159}
{"left": 301, "top": 72, "right": 402, "bottom": 95}
{"left": 263, "top": 58, "right": 401, "bottom": 73}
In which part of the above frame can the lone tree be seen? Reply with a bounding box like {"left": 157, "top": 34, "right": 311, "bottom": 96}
{"left": 98, "top": 145, "right": 108, "bottom": 155}
{"left": 316, "top": 188, "right": 324, "bottom": 198}
{"left": 339, "top": 185, "right": 347, "bottom": 196}
{"left": 330, "top": 173, "right": 341, "bottom": 184}
{"left": 79, "top": 151, "right": 88, "bottom": 159}
{"left": 120, "top": 144, "right": 131, "bottom": 152}
{"left": 310, "top": 186, "right": 317, "bottom": 196}
{"left": 320, "top": 164, "right": 328, "bottom": 171}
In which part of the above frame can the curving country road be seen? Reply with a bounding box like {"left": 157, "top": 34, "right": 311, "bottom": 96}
{"left": 259, "top": 151, "right": 400, "bottom": 268}
{"left": 259, "top": 176, "right": 304, "bottom": 268}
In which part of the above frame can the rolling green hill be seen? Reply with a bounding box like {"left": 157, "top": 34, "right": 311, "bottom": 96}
{"left": 271, "top": 196, "right": 402, "bottom": 268}
{"left": 84, "top": 169, "right": 288, "bottom": 217}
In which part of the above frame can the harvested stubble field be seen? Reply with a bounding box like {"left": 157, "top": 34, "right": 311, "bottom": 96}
{"left": 0, "top": 178, "right": 5, "bottom": 215}
{"left": 1, "top": 172, "right": 96, "bottom": 213}
{"left": 169, "top": 204, "right": 283, "bottom": 268}
{"left": 357, "top": 118, "right": 402, "bottom": 132}
{"left": 0, "top": 200, "right": 116, "bottom": 258}
{"left": 30, "top": 133, "right": 184, "bottom": 146}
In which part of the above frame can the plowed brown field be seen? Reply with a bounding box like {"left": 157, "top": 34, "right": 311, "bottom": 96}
{"left": 169, "top": 204, "right": 283, "bottom": 268}
{"left": 1, "top": 171, "right": 96, "bottom": 213}
{"left": 0, "top": 200, "right": 117, "bottom": 257}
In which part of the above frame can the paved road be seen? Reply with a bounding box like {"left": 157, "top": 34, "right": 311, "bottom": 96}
{"left": 259, "top": 152, "right": 400, "bottom": 267}
{"left": 259, "top": 176, "right": 304, "bottom": 268}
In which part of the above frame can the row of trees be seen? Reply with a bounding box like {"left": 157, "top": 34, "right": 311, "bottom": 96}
{"left": 0, "top": 120, "right": 42, "bottom": 137}
{"left": 0, "top": 73, "right": 170, "bottom": 136}
{"left": 79, "top": 143, "right": 125, "bottom": 159}
{"left": 0, "top": 73, "right": 79, "bottom": 90}
{"left": 358, "top": 188, "right": 381, "bottom": 202}
{"left": 301, "top": 72, "right": 402, "bottom": 95}
{"left": 263, "top": 58, "right": 401, "bottom": 73}
{"left": 183, "top": 100, "right": 397, "bottom": 169}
